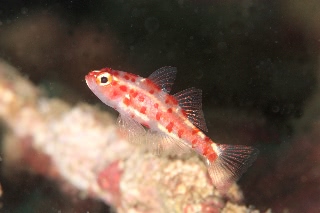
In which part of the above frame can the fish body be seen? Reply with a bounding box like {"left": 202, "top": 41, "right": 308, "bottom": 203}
{"left": 85, "top": 66, "right": 258, "bottom": 190}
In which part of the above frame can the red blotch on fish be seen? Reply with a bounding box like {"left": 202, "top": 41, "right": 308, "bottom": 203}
{"left": 156, "top": 112, "right": 161, "bottom": 121}
{"left": 107, "top": 69, "right": 119, "bottom": 76}
{"left": 111, "top": 91, "right": 119, "bottom": 99}
{"left": 192, "top": 129, "right": 199, "bottom": 135}
{"left": 123, "top": 97, "right": 130, "bottom": 106}
{"left": 166, "top": 122, "right": 174, "bottom": 133}
{"left": 178, "top": 129, "right": 184, "bottom": 138}
{"left": 206, "top": 152, "right": 217, "bottom": 162}
{"left": 165, "top": 95, "right": 178, "bottom": 105}
{"left": 129, "top": 89, "right": 138, "bottom": 98}
{"left": 140, "top": 106, "right": 147, "bottom": 114}
{"left": 191, "top": 139, "right": 198, "bottom": 148}
{"left": 138, "top": 95, "right": 145, "bottom": 102}
{"left": 154, "top": 103, "right": 159, "bottom": 109}
{"left": 119, "top": 85, "right": 128, "bottom": 92}
{"left": 145, "top": 78, "right": 161, "bottom": 92}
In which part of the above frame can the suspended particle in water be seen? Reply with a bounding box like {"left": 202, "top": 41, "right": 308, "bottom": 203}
{"left": 144, "top": 17, "right": 159, "bottom": 34}
{"left": 272, "top": 105, "right": 280, "bottom": 113}
{"left": 21, "top": 7, "right": 28, "bottom": 15}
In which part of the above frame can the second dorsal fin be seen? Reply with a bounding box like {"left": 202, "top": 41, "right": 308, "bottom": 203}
{"left": 174, "top": 87, "right": 208, "bottom": 132}
{"left": 148, "top": 66, "right": 177, "bottom": 93}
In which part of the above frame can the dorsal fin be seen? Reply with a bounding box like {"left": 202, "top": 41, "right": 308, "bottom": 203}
{"left": 174, "top": 87, "right": 208, "bottom": 132}
{"left": 148, "top": 66, "right": 177, "bottom": 93}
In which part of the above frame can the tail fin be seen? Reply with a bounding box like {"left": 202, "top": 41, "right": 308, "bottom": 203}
{"left": 206, "top": 144, "right": 259, "bottom": 191}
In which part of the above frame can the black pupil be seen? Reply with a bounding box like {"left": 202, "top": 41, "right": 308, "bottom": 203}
{"left": 100, "top": 76, "right": 108, "bottom": 84}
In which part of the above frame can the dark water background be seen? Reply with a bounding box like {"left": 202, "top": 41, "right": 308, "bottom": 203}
{"left": 1, "top": 0, "right": 320, "bottom": 212}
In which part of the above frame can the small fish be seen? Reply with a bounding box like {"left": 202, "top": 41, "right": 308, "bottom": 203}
{"left": 85, "top": 66, "right": 258, "bottom": 190}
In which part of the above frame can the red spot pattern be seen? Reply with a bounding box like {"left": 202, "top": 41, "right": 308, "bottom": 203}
{"left": 154, "top": 103, "right": 159, "bottom": 109}
{"left": 166, "top": 122, "right": 174, "bottom": 133}
{"left": 138, "top": 96, "right": 145, "bottom": 102}
{"left": 178, "top": 129, "right": 184, "bottom": 138}
{"left": 191, "top": 139, "right": 198, "bottom": 148}
{"left": 120, "top": 85, "right": 128, "bottom": 92}
{"left": 111, "top": 81, "right": 118, "bottom": 86}
{"left": 140, "top": 106, "right": 147, "bottom": 114}
{"left": 206, "top": 151, "right": 217, "bottom": 162}
{"left": 192, "top": 129, "right": 200, "bottom": 135}
{"left": 111, "top": 91, "right": 119, "bottom": 99}
{"left": 202, "top": 140, "right": 217, "bottom": 162}
{"left": 145, "top": 78, "right": 161, "bottom": 95}
{"left": 156, "top": 112, "right": 161, "bottom": 121}
{"left": 129, "top": 89, "right": 138, "bottom": 98}
{"left": 129, "top": 73, "right": 138, "bottom": 80}
{"left": 165, "top": 95, "right": 178, "bottom": 105}
{"left": 181, "top": 109, "right": 187, "bottom": 117}
{"left": 107, "top": 69, "right": 119, "bottom": 76}
{"left": 167, "top": 108, "right": 173, "bottom": 113}
{"left": 202, "top": 145, "right": 211, "bottom": 155}
{"left": 123, "top": 97, "right": 130, "bottom": 106}
{"left": 126, "top": 73, "right": 138, "bottom": 83}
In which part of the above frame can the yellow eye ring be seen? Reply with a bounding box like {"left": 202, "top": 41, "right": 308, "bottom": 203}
{"left": 96, "top": 73, "right": 112, "bottom": 86}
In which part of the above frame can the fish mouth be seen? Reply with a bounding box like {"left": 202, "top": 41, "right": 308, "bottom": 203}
{"left": 85, "top": 74, "right": 95, "bottom": 89}
{"left": 85, "top": 71, "right": 98, "bottom": 82}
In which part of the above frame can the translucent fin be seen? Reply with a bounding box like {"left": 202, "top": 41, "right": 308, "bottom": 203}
{"left": 174, "top": 87, "right": 208, "bottom": 132}
{"left": 146, "top": 130, "right": 191, "bottom": 156}
{"left": 117, "top": 114, "right": 146, "bottom": 143}
{"left": 148, "top": 66, "right": 177, "bottom": 93}
{"left": 206, "top": 144, "right": 259, "bottom": 191}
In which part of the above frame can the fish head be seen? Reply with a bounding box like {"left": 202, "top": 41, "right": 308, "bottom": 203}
{"left": 85, "top": 68, "right": 121, "bottom": 108}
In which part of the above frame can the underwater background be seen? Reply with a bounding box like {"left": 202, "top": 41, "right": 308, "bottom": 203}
{"left": 0, "top": 0, "right": 320, "bottom": 212}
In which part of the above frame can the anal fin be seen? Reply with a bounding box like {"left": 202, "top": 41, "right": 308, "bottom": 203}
{"left": 206, "top": 144, "right": 259, "bottom": 191}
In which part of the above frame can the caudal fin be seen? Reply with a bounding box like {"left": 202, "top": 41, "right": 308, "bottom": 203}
{"left": 206, "top": 144, "right": 259, "bottom": 191}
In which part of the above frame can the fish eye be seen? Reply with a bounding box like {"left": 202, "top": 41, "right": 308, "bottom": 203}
{"left": 97, "top": 73, "right": 112, "bottom": 86}
{"left": 101, "top": 76, "right": 108, "bottom": 83}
